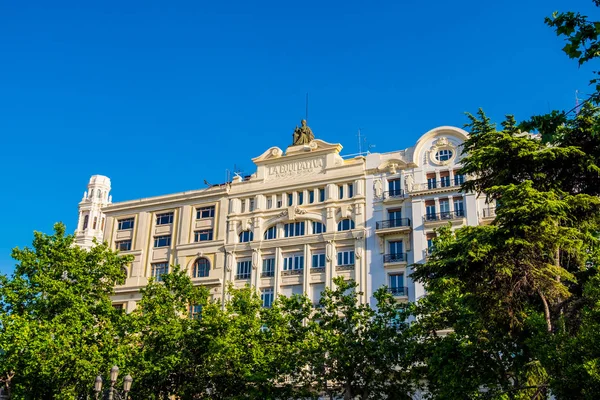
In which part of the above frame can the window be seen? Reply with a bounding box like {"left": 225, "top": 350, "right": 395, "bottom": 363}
{"left": 337, "top": 250, "right": 355, "bottom": 266}
{"left": 154, "top": 235, "right": 171, "bottom": 248}
{"left": 249, "top": 199, "right": 255, "bottom": 212}
{"left": 435, "top": 149, "right": 453, "bottom": 162}
{"left": 156, "top": 212, "right": 174, "bottom": 225}
{"left": 236, "top": 260, "right": 252, "bottom": 279}
{"left": 440, "top": 200, "right": 450, "bottom": 218}
{"left": 338, "top": 185, "right": 344, "bottom": 200}
{"left": 82, "top": 215, "right": 89, "bottom": 230}
{"left": 440, "top": 174, "right": 451, "bottom": 187}
{"left": 196, "top": 206, "right": 215, "bottom": 219}
{"left": 298, "top": 191, "right": 304, "bottom": 205}
{"left": 389, "top": 274, "right": 405, "bottom": 295}
{"left": 239, "top": 230, "right": 254, "bottom": 243}
{"left": 261, "top": 287, "right": 274, "bottom": 308}
{"left": 189, "top": 304, "right": 202, "bottom": 319}
{"left": 454, "top": 198, "right": 465, "bottom": 217}
{"left": 93, "top": 217, "right": 97, "bottom": 229}
{"left": 101, "top": 217, "right": 105, "bottom": 231}
{"left": 312, "top": 253, "right": 326, "bottom": 269}
{"left": 309, "top": 190, "right": 315, "bottom": 204}
{"left": 194, "top": 229, "right": 213, "bottom": 242}
{"left": 284, "top": 222, "right": 305, "bottom": 237}
{"left": 389, "top": 241, "right": 403, "bottom": 255}
{"left": 241, "top": 200, "right": 246, "bottom": 213}
{"left": 388, "top": 179, "right": 402, "bottom": 197}
{"left": 283, "top": 255, "right": 304, "bottom": 271}
{"left": 337, "top": 219, "right": 355, "bottom": 231}
{"left": 117, "top": 217, "right": 134, "bottom": 230}
{"left": 427, "top": 175, "right": 437, "bottom": 190}
{"left": 348, "top": 183, "right": 354, "bottom": 198}
{"left": 287, "top": 193, "right": 293, "bottom": 206}
{"left": 267, "top": 198, "right": 273, "bottom": 209}
{"left": 454, "top": 171, "right": 466, "bottom": 186}
{"left": 151, "top": 262, "right": 169, "bottom": 282}
{"left": 116, "top": 240, "right": 132, "bottom": 251}
{"left": 388, "top": 209, "right": 402, "bottom": 222}
{"left": 426, "top": 233, "right": 436, "bottom": 254}
{"left": 319, "top": 188, "right": 326, "bottom": 202}
{"left": 277, "top": 195, "right": 282, "bottom": 208}
{"left": 426, "top": 203, "right": 436, "bottom": 220}
{"left": 192, "top": 258, "right": 210, "bottom": 278}
{"left": 312, "top": 221, "right": 326, "bottom": 234}
{"left": 264, "top": 226, "right": 277, "bottom": 240}
{"left": 262, "top": 258, "right": 275, "bottom": 277}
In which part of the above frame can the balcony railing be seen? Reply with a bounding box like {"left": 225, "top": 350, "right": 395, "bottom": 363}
{"left": 235, "top": 273, "right": 251, "bottom": 280}
{"left": 282, "top": 269, "right": 303, "bottom": 276}
{"left": 376, "top": 218, "right": 411, "bottom": 230}
{"left": 387, "top": 287, "right": 408, "bottom": 296}
{"left": 481, "top": 207, "right": 496, "bottom": 218}
{"left": 413, "top": 176, "right": 466, "bottom": 192}
{"left": 336, "top": 264, "right": 355, "bottom": 271}
{"left": 311, "top": 267, "right": 326, "bottom": 274}
{"left": 383, "top": 253, "right": 408, "bottom": 263}
{"left": 261, "top": 271, "right": 275, "bottom": 278}
{"left": 383, "top": 189, "right": 405, "bottom": 199}
{"left": 423, "top": 210, "right": 465, "bottom": 222}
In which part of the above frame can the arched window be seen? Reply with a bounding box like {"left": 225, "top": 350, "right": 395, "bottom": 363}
{"left": 82, "top": 215, "right": 89, "bottom": 230}
{"left": 192, "top": 258, "right": 210, "bottom": 278}
{"left": 337, "top": 219, "right": 355, "bottom": 231}
{"left": 264, "top": 226, "right": 277, "bottom": 240}
{"left": 312, "top": 221, "right": 326, "bottom": 234}
{"left": 239, "top": 230, "right": 254, "bottom": 243}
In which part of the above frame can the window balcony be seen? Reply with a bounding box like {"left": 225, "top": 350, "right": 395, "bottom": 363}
{"left": 336, "top": 264, "right": 355, "bottom": 271}
{"left": 383, "top": 253, "right": 408, "bottom": 264}
{"left": 235, "top": 273, "right": 251, "bottom": 280}
{"left": 412, "top": 177, "right": 465, "bottom": 193}
{"left": 387, "top": 287, "right": 408, "bottom": 297}
{"left": 282, "top": 269, "right": 303, "bottom": 277}
{"left": 310, "top": 267, "right": 325, "bottom": 274}
{"left": 375, "top": 218, "right": 412, "bottom": 235}
{"left": 383, "top": 189, "right": 405, "bottom": 200}
{"left": 424, "top": 210, "right": 465, "bottom": 223}
{"left": 261, "top": 271, "right": 274, "bottom": 278}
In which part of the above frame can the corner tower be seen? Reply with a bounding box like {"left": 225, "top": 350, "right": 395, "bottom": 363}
{"left": 75, "top": 175, "right": 112, "bottom": 249}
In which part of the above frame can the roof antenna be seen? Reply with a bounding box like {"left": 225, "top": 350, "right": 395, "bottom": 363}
{"left": 305, "top": 92, "right": 309, "bottom": 122}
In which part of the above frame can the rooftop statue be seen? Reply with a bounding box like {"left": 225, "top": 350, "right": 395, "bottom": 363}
{"left": 292, "top": 119, "right": 315, "bottom": 145}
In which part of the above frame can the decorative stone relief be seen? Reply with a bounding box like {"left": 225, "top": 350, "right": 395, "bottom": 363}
{"left": 429, "top": 136, "right": 457, "bottom": 166}
{"left": 326, "top": 241, "right": 334, "bottom": 262}
{"left": 405, "top": 174, "right": 414, "bottom": 192}
{"left": 226, "top": 252, "right": 233, "bottom": 272}
{"left": 373, "top": 179, "right": 383, "bottom": 198}
{"left": 388, "top": 162, "right": 398, "bottom": 175}
{"left": 252, "top": 249, "right": 259, "bottom": 269}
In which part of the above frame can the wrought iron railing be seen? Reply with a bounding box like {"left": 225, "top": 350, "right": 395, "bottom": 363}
{"left": 261, "top": 271, "right": 275, "bottom": 278}
{"left": 336, "top": 264, "right": 355, "bottom": 271}
{"left": 413, "top": 176, "right": 466, "bottom": 191}
{"left": 383, "top": 253, "right": 408, "bottom": 263}
{"left": 376, "top": 218, "right": 411, "bottom": 230}
{"left": 235, "top": 273, "right": 251, "bottom": 280}
{"left": 387, "top": 287, "right": 408, "bottom": 296}
{"left": 310, "top": 267, "right": 326, "bottom": 274}
{"left": 383, "top": 189, "right": 405, "bottom": 199}
{"left": 423, "top": 210, "right": 465, "bottom": 222}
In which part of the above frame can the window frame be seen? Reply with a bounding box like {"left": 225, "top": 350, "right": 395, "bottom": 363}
{"left": 312, "top": 221, "right": 326, "bottom": 234}
{"left": 192, "top": 258, "right": 211, "bottom": 278}
{"left": 153, "top": 235, "right": 172, "bottom": 248}
{"left": 196, "top": 206, "right": 215, "bottom": 219}
{"left": 151, "top": 262, "right": 169, "bottom": 282}
{"left": 239, "top": 230, "right": 254, "bottom": 243}
{"left": 115, "top": 240, "right": 132, "bottom": 251}
{"left": 194, "top": 229, "right": 214, "bottom": 242}
{"left": 117, "top": 217, "right": 135, "bottom": 230}
{"left": 236, "top": 260, "right": 252, "bottom": 279}
{"left": 156, "top": 212, "right": 174, "bottom": 225}
{"left": 264, "top": 226, "right": 277, "bottom": 240}
{"left": 337, "top": 250, "right": 355, "bottom": 266}
{"left": 284, "top": 221, "right": 306, "bottom": 238}
{"left": 337, "top": 219, "right": 355, "bottom": 231}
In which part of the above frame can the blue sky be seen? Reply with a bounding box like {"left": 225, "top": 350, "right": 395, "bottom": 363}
{"left": 0, "top": 0, "right": 597, "bottom": 274}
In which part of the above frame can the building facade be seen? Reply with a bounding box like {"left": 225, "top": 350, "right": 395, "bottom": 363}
{"left": 74, "top": 123, "right": 492, "bottom": 310}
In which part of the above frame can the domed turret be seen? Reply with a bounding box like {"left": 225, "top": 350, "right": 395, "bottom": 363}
{"left": 75, "top": 175, "right": 112, "bottom": 249}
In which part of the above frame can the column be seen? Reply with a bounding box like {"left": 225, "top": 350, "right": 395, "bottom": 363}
{"left": 448, "top": 195, "right": 454, "bottom": 213}
{"left": 303, "top": 244, "right": 310, "bottom": 296}
{"left": 449, "top": 169, "right": 455, "bottom": 186}
{"left": 274, "top": 247, "right": 282, "bottom": 296}
{"left": 434, "top": 197, "right": 440, "bottom": 214}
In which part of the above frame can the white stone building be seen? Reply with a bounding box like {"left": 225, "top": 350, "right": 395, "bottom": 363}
{"left": 365, "top": 126, "right": 494, "bottom": 306}
{"left": 74, "top": 123, "right": 494, "bottom": 310}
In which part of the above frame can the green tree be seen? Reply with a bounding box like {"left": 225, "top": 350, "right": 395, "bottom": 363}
{"left": 301, "top": 277, "right": 414, "bottom": 400}
{"left": 127, "top": 264, "right": 209, "bottom": 399}
{"left": 0, "top": 223, "right": 133, "bottom": 399}
{"left": 411, "top": 108, "right": 600, "bottom": 399}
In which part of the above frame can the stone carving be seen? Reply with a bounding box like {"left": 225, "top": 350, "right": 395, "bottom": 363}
{"left": 271, "top": 148, "right": 282, "bottom": 157}
{"left": 252, "top": 249, "right": 259, "bottom": 269}
{"left": 388, "top": 162, "right": 398, "bottom": 175}
{"left": 292, "top": 119, "right": 315, "bottom": 145}
{"left": 374, "top": 179, "right": 382, "bottom": 198}
{"left": 436, "top": 137, "right": 449, "bottom": 146}
{"left": 405, "top": 174, "right": 414, "bottom": 192}
{"left": 226, "top": 252, "right": 233, "bottom": 272}
{"left": 355, "top": 248, "right": 363, "bottom": 259}
{"left": 326, "top": 240, "right": 334, "bottom": 262}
